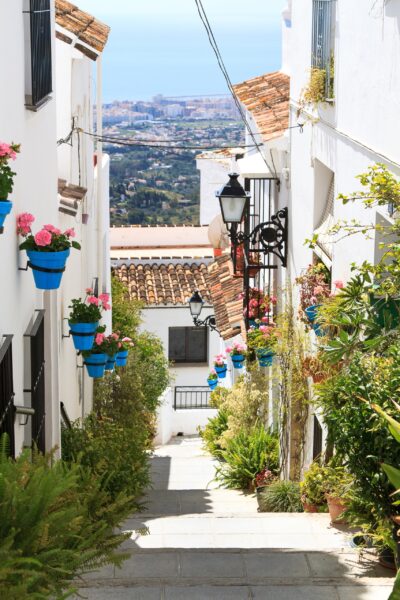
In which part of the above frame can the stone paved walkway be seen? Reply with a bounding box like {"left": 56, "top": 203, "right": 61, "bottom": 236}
{"left": 77, "top": 436, "right": 394, "bottom": 599}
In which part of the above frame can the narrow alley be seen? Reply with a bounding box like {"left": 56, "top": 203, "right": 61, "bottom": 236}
{"left": 76, "top": 437, "right": 393, "bottom": 599}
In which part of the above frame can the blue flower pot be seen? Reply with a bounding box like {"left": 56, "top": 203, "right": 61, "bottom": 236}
{"left": 215, "top": 364, "right": 227, "bottom": 379}
{"left": 248, "top": 319, "right": 259, "bottom": 329}
{"left": 0, "top": 200, "right": 12, "bottom": 229}
{"left": 207, "top": 378, "right": 218, "bottom": 390}
{"left": 26, "top": 249, "right": 70, "bottom": 290}
{"left": 313, "top": 323, "right": 325, "bottom": 337}
{"left": 231, "top": 354, "right": 245, "bottom": 369}
{"left": 256, "top": 348, "right": 275, "bottom": 367}
{"left": 69, "top": 321, "right": 99, "bottom": 351}
{"left": 84, "top": 352, "right": 107, "bottom": 378}
{"left": 105, "top": 353, "right": 117, "bottom": 371}
{"left": 305, "top": 304, "right": 321, "bottom": 323}
{"left": 116, "top": 350, "right": 129, "bottom": 367}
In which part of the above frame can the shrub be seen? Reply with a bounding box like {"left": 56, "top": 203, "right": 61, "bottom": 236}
{"left": 0, "top": 442, "right": 129, "bottom": 599}
{"left": 259, "top": 480, "right": 303, "bottom": 513}
{"left": 216, "top": 425, "right": 279, "bottom": 490}
{"left": 300, "top": 462, "right": 327, "bottom": 506}
{"left": 198, "top": 409, "right": 229, "bottom": 460}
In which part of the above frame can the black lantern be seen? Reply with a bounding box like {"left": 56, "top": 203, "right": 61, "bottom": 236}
{"left": 216, "top": 173, "right": 250, "bottom": 225}
{"left": 188, "top": 290, "right": 218, "bottom": 333}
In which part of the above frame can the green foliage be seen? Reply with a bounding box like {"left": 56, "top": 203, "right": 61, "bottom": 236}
{"left": 111, "top": 275, "right": 142, "bottom": 337}
{"left": 198, "top": 409, "right": 229, "bottom": 460}
{"left": 0, "top": 165, "right": 16, "bottom": 198}
{"left": 215, "top": 425, "right": 279, "bottom": 490}
{"left": 300, "top": 462, "right": 327, "bottom": 505}
{"left": 0, "top": 440, "right": 129, "bottom": 599}
{"left": 302, "top": 68, "right": 327, "bottom": 105}
{"left": 259, "top": 480, "right": 303, "bottom": 513}
{"left": 315, "top": 349, "right": 400, "bottom": 520}
{"left": 68, "top": 295, "right": 104, "bottom": 323}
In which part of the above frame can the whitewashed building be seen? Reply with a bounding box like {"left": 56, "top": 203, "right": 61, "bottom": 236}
{"left": 0, "top": 0, "right": 111, "bottom": 457}
{"left": 111, "top": 225, "right": 223, "bottom": 442}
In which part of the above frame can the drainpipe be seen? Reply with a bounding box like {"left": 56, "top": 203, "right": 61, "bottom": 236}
{"left": 96, "top": 55, "right": 104, "bottom": 294}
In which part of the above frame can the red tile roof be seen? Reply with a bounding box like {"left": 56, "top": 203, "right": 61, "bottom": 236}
{"left": 206, "top": 255, "right": 244, "bottom": 340}
{"left": 113, "top": 262, "right": 211, "bottom": 306}
{"left": 55, "top": 0, "right": 110, "bottom": 56}
{"left": 233, "top": 72, "right": 290, "bottom": 142}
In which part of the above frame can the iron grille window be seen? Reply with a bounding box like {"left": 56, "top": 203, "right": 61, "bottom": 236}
{"left": 311, "top": 0, "right": 335, "bottom": 99}
{"left": 25, "top": 310, "right": 46, "bottom": 453}
{"left": 24, "top": 0, "right": 52, "bottom": 109}
{"left": 0, "top": 336, "right": 15, "bottom": 458}
{"left": 174, "top": 387, "right": 211, "bottom": 410}
{"left": 168, "top": 327, "right": 208, "bottom": 363}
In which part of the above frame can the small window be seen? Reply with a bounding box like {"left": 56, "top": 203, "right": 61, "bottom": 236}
{"left": 312, "top": 415, "right": 323, "bottom": 460}
{"left": 169, "top": 327, "right": 208, "bottom": 364}
{"left": 24, "top": 0, "right": 52, "bottom": 109}
{"left": 311, "top": 0, "right": 335, "bottom": 99}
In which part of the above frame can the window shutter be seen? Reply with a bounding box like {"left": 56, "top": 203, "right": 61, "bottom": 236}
{"left": 169, "top": 327, "right": 186, "bottom": 362}
{"left": 187, "top": 327, "right": 208, "bottom": 363}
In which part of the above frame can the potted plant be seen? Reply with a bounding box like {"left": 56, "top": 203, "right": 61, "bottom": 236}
{"left": 82, "top": 331, "right": 108, "bottom": 379}
{"left": 247, "top": 324, "right": 279, "bottom": 367}
{"left": 103, "top": 333, "right": 121, "bottom": 371}
{"left": 321, "top": 464, "right": 353, "bottom": 524}
{"left": 254, "top": 468, "right": 276, "bottom": 509}
{"left": 295, "top": 263, "right": 331, "bottom": 335}
{"left": 234, "top": 245, "right": 262, "bottom": 278}
{"left": 0, "top": 142, "right": 20, "bottom": 231}
{"left": 302, "top": 355, "right": 327, "bottom": 384}
{"left": 300, "top": 462, "right": 327, "bottom": 512}
{"left": 116, "top": 336, "right": 134, "bottom": 367}
{"left": 213, "top": 354, "right": 227, "bottom": 379}
{"left": 226, "top": 341, "right": 247, "bottom": 369}
{"left": 243, "top": 288, "right": 277, "bottom": 328}
{"left": 68, "top": 290, "right": 111, "bottom": 351}
{"left": 18, "top": 213, "right": 81, "bottom": 290}
{"left": 207, "top": 369, "right": 218, "bottom": 390}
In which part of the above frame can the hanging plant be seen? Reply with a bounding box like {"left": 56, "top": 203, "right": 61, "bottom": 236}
{"left": 115, "top": 336, "right": 134, "bottom": 367}
{"left": 207, "top": 369, "right": 218, "bottom": 390}
{"left": 68, "top": 291, "right": 111, "bottom": 351}
{"left": 18, "top": 214, "right": 81, "bottom": 290}
{"left": 0, "top": 142, "right": 20, "bottom": 231}
{"left": 213, "top": 354, "right": 227, "bottom": 379}
{"left": 226, "top": 341, "right": 247, "bottom": 369}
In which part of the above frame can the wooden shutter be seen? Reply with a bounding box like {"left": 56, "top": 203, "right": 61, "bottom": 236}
{"left": 187, "top": 327, "right": 208, "bottom": 363}
{"left": 169, "top": 327, "right": 186, "bottom": 362}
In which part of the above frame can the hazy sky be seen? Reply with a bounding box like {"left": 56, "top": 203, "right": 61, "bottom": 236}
{"left": 74, "top": 0, "right": 286, "bottom": 101}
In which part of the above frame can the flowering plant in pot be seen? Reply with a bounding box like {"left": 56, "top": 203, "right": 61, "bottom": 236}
{"left": 207, "top": 369, "right": 218, "bottom": 390}
{"left": 242, "top": 288, "right": 277, "bottom": 327}
{"left": 0, "top": 142, "right": 20, "bottom": 230}
{"left": 247, "top": 324, "right": 280, "bottom": 367}
{"left": 116, "top": 336, "right": 134, "bottom": 367}
{"left": 213, "top": 354, "right": 227, "bottom": 378}
{"left": 300, "top": 462, "right": 327, "bottom": 512}
{"left": 320, "top": 464, "right": 353, "bottom": 524}
{"left": 226, "top": 341, "right": 247, "bottom": 369}
{"left": 18, "top": 213, "right": 81, "bottom": 290}
{"left": 254, "top": 468, "right": 277, "bottom": 508}
{"left": 68, "top": 290, "right": 110, "bottom": 351}
{"left": 83, "top": 332, "right": 120, "bottom": 376}
{"left": 295, "top": 263, "right": 330, "bottom": 332}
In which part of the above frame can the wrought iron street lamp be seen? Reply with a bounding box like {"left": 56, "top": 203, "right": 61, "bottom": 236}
{"left": 188, "top": 290, "right": 218, "bottom": 332}
{"left": 216, "top": 173, "right": 288, "bottom": 268}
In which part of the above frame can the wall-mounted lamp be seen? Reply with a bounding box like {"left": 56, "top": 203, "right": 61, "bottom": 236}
{"left": 188, "top": 290, "right": 219, "bottom": 333}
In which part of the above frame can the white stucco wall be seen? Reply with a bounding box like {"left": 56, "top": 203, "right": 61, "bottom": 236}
{"left": 196, "top": 157, "right": 232, "bottom": 226}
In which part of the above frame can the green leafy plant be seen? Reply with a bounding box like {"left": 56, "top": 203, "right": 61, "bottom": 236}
{"left": 300, "top": 462, "right": 327, "bottom": 506}
{"left": 0, "top": 142, "right": 20, "bottom": 199}
{"left": 302, "top": 67, "right": 327, "bottom": 105}
{"left": 247, "top": 324, "right": 280, "bottom": 353}
{"left": 215, "top": 425, "right": 279, "bottom": 490}
{"left": 198, "top": 409, "right": 229, "bottom": 460}
{"left": 259, "top": 480, "right": 303, "bottom": 513}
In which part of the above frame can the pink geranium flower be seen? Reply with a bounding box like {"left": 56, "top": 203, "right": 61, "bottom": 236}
{"left": 111, "top": 333, "right": 119, "bottom": 340}
{"left": 99, "top": 293, "right": 110, "bottom": 303}
{"left": 17, "top": 213, "right": 35, "bottom": 235}
{"left": 0, "top": 143, "right": 17, "bottom": 160}
{"left": 334, "top": 280, "right": 344, "bottom": 289}
{"left": 87, "top": 296, "right": 99, "bottom": 306}
{"left": 103, "top": 302, "right": 111, "bottom": 310}
{"left": 86, "top": 287, "right": 93, "bottom": 294}
{"left": 43, "top": 224, "right": 61, "bottom": 235}
{"left": 64, "top": 228, "right": 76, "bottom": 238}
{"left": 95, "top": 333, "right": 105, "bottom": 345}
{"left": 122, "top": 337, "right": 132, "bottom": 342}
{"left": 34, "top": 229, "right": 52, "bottom": 247}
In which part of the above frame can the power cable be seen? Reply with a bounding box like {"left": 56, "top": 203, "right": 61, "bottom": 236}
{"left": 193, "top": 0, "right": 277, "bottom": 177}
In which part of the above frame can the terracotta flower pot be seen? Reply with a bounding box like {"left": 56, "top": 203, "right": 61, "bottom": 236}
{"left": 302, "top": 501, "right": 319, "bottom": 513}
{"left": 326, "top": 495, "right": 347, "bottom": 524}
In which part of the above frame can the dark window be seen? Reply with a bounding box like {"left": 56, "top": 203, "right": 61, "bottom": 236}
{"left": 311, "top": 0, "right": 335, "bottom": 99}
{"left": 312, "top": 415, "right": 323, "bottom": 460}
{"left": 0, "top": 336, "right": 15, "bottom": 458}
{"left": 24, "top": 0, "right": 52, "bottom": 109}
{"left": 25, "top": 311, "right": 46, "bottom": 453}
{"left": 169, "top": 327, "right": 208, "bottom": 363}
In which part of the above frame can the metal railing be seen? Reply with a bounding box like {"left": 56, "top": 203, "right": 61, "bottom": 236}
{"left": 174, "top": 386, "right": 212, "bottom": 410}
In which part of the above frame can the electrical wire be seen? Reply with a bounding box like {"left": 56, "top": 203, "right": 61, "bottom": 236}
{"left": 193, "top": 0, "right": 277, "bottom": 177}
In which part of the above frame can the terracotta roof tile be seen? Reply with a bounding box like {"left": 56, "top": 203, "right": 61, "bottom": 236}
{"left": 113, "top": 262, "right": 211, "bottom": 306}
{"left": 233, "top": 72, "right": 290, "bottom": 142}
{"left": 206, "top": 255, "right": 244, "bottom": 341}
{"left": 55, "top": 0, "right": 110, "bottom": 55}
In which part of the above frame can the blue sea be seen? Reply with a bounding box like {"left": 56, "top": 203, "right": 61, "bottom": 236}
{"left": 91, "top": 9, "right": 283, "bottom": 102}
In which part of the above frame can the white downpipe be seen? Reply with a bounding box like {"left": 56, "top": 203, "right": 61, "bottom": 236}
{"left": 96, "top": 55, "right": 104, "bottom": 293}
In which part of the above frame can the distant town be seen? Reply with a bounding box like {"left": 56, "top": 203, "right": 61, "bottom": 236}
{"left": 103, "top": 96, "right": 243, "bottom": 226}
